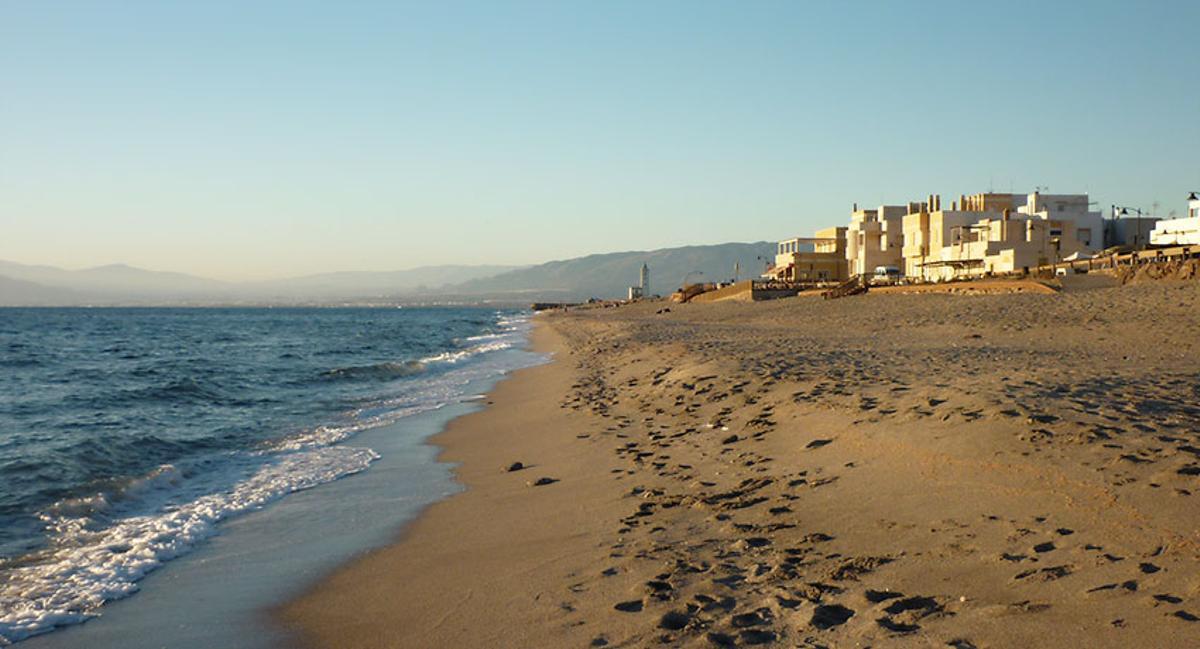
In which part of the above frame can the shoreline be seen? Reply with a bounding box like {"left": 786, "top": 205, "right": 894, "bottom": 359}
{"left": 277, "top": 317, "right": 584, "bottom": 647}
{"left": 281, "top": 284, "right": 1200, "bottom": 648}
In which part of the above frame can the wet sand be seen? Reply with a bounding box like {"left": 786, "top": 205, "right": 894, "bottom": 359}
{"left": 282, "top": 279, "right": 1200, "bottom": 648}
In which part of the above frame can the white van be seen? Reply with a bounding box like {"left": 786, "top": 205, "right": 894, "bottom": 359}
{"left": 872, "top": 266, "right": 901, "bottom": 285}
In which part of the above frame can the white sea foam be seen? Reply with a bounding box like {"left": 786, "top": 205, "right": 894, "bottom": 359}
{"left": 420, "top": 315, "right": 529, "bottom": 365}
{"left": 0, "top": 445, "right": 377, "bottom": 645}
{"left": 421, "top": 339, "right": 515, "bottom": 364}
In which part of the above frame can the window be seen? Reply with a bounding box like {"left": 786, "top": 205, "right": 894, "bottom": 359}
{"left": 1077, "top": 228, "right": 1091, "bottom": 245}
{"left": 1050, "top": 229, "right": 1062, "bottom": 236}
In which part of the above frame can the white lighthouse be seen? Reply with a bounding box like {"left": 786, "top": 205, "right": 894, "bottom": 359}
{"left": 639, "top": 263, "right": 650, "bottom": 297}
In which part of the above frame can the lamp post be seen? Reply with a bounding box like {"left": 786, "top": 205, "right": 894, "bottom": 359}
{"left": 1115, "top": 205, "right": 1144, "bottom": 249}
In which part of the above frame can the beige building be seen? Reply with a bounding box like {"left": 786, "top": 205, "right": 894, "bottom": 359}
{"left": 768, "top": 227, "right": 848, "bottom": 283}
{"left": 845, "top": 204, "right": 907, "bottom": 276}
{"left": 899, "top": 192, "right": 1103, "bottom": 281}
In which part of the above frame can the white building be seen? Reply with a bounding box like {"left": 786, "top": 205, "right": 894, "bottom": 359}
{"left": 1149, "top": 193, "right": 1200, "bottom": 246}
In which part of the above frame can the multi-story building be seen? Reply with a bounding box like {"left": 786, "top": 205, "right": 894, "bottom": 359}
{"left": 898, "top": 191, "right": 1103, "bottom": 281}
{"left": 845, "top": 204, "right": 907, "bottom": 276}
{"left": 768, "top": 226, "right": 848, "bottom": 283}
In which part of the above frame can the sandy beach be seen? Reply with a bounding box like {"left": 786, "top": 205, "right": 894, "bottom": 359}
{"left": 282, "top": 277, "right": 1200, "bottom": 648}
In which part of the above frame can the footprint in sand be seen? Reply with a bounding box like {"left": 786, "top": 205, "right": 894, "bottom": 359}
{"left": 658, "top": 609, "right": 692, "bottom": 630}
{"left": 810, "top": 603, "right": 855, "bottom": 629}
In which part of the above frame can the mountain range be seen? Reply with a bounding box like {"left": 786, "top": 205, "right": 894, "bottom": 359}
{"left": 0, "top": 241, "right": 776, "bottom": 306}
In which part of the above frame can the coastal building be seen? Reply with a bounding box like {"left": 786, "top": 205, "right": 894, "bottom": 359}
{"left": 1106, "top": 216, "right": 1160, "bottom": 249}
{"left": 900, "top": 194, "right": 978, "bottom": 279}
{"left": 845, "top": 204, "right": 906, "bottom": 276}
{"left": 767, "top": 227, "right": 848, "bottom": 282}
{"left": 899, "top": 192, "right": 1103, "bottom": 281}
{"left": 1149, "top": 193, "right": 1200, "bottom": 246}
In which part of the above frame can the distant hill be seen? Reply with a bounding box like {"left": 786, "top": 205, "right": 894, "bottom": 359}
{"left": 0, "top": 275, "right": 89, "bottom": 306}
{"left": 0, "top": 260, "right": 520, "bottom": 306}
{"left": 0, "top": 243, "right": 777, "bottom": 306}
{"left": 447, "top": 242, "right": 777, "bottom": 300}
{"left": 0, "top": 260, "right": 231, "bottom": 303}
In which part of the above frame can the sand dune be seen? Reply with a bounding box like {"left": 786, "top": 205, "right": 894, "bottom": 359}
{"left": 283, "top": 279, "right": 1200, "bottom": 648}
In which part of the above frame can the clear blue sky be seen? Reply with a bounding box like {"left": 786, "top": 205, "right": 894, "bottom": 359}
{"left": 2, "top": 1, "right": 1197, "bottom": 280}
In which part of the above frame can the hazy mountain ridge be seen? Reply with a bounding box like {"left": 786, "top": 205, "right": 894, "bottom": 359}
{"left": 444, "top": 241, "right": 777, "bottom": 300}
{"left": 242, "top": 265, "right": 521, "bottom": 299}
{"left": 0, "top": 275, "right": 90, "bottom": 306}
{"left": 0, "top": 261, "right": 521, "bottom": 306}
{"left": 0, "top": 261, "right": 231, "bottom": 301}
{"left": 0, "top": 242, "right": 776, "bottom": 305}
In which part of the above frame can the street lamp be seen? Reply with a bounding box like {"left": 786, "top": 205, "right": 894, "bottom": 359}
{"left": 1115, "top": 205, "right": 1144, "bottom": 249}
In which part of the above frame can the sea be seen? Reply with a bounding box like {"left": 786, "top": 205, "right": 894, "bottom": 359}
{"left": 0, "top": 307, "right": 544, "bottom": 647}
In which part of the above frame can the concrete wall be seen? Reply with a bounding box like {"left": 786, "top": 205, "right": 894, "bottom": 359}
{"left": 1150, "top": 216, "right": 1200, "bottom": 246}
{"left": 689, "top": 280, "right": 801, "bottom": 303}
{"left": 1108, "top": 217, "right": 1161, "bottom": 248}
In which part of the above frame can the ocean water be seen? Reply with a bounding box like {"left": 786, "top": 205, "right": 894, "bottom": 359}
{"left": 0, "top": 307, "right": 537, "bottom": 645}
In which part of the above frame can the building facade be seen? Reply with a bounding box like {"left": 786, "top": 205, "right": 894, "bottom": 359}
{"left": 897, "top": 192, "right": 1103, "bottom": 281}
{"left": 768, "top": 227, "right": 848, "bottom": 283}
{"left": 775, "top": 189, "right": 1108, "bottom": 286}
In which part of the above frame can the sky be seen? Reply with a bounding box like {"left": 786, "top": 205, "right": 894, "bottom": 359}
{"left": 2, "top": 1, "right": 1197, "bottom": 281}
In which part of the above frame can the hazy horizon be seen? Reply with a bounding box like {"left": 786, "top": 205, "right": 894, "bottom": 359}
{"left": 4, "top": 1, "right": 1198, "bottom": 281}
{"left": 0, "top": 237, "right": 772, "bottom": 283}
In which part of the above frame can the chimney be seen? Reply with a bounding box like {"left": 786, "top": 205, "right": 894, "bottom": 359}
{"left": 853, "top": 202, "right": 857, "bottom": 212}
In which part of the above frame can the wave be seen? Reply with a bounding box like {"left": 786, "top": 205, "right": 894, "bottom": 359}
{"left": 420, "top": 339, "right": 515, "bottom": 365}
{"left": 321, "top": 360, "right": 426, "bottom": 382}
{"left": 0, "top": 445, "right": 378, "bottom": 645}
{"left": 324, "top": 315, "right": 529, "bottom": 380}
